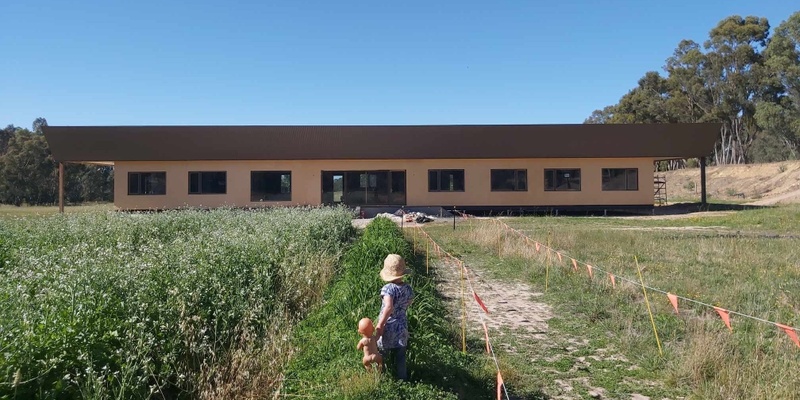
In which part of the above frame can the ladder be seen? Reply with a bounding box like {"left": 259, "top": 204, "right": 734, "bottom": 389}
{"left": 654, "top": 175, "right": 667, "bottom": 206}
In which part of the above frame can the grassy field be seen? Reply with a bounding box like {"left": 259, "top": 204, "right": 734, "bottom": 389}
{"left": 0, "top": 207, "right": 354, "bottom": 399}
{"left": 423, "top": 205, "right": 800, "bottom": 399}
{"left": 281, "top": 217, "right": 496, "bottom": 399}
{"left": 0, "top": 203, "right": 114, "bottom": 217}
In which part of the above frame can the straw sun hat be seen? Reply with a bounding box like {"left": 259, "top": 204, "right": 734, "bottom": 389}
{"left": 380, "top": 254, "right": 410, "bottom": 282}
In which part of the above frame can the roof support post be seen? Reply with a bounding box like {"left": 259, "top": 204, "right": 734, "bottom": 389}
{"left": 59, "top": 162, "right": 64, "bottom": 214}
{"left": 700, "top": 157, "right": 707, "bottom": 208}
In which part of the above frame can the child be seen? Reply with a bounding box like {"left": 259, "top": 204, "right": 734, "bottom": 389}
{"left": 356, "top": 317, "right": 383, "bottom": 371}
{"left": 375, "top": 254, "right": 414, "bottom": 381}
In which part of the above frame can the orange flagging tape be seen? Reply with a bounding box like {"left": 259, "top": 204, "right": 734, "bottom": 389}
{"left": 482, "top": 321, "right": 491, "bottom": 354}
{"left": 494, "top": 219, "right": 800, "bottom": 350}
{"left": 473, "top": 291, "right": 490, "bottom": 314}
{"left": 776, "top": 323, "right": 800, "bottom": 348}
{"left": 571, "top": 258, "right": 578, "bottom": 272}
{"left": 667, "top": 293, "right": 679, "bottom": 314}
{"left": 713, "top": 307, "right": 732, "bottom": 331}
{"left": 497, "top": 371, "right": 505, "bottom": 400}
{"left": 587, "top": 264, "right": 594, "bottom": 279}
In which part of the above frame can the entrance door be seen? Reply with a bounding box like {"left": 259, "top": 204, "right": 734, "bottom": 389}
{"left": 322, "top": 170, "right": 406, "bottom": 206}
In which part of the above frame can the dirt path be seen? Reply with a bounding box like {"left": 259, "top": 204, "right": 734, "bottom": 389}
{"left": 746, "top": 187, "right": 800, "bottom": 206}
{"left": 432, "top": 256, "right": 552, "bottom": 338}
{"left": 430, "top": 257, "right": 663, "bottom": 400}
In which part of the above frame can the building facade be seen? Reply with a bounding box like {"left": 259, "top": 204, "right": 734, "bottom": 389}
{"left": 43, "top": 124, "right": 720, "bottom": 211}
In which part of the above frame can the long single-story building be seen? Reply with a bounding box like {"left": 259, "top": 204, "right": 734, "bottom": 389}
{"left": 43, "top": 124, "right": 719, "bottom": 212}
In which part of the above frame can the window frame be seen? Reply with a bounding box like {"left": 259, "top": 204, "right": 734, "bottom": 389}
{"left": 427, "top": 169, "right": 465, "bottom": 192}
{"left": 602, "top": 168, "right": 639, "bottom": 191}
{"left": 490, "top": 169, "right": 528, "bottom": 192}
{"left": 544, "top": 168, "right": 582, "bottom": 192}
{"left": 188, "top": 171, "right": 227, "bottom": 195}
{"left": 127, "top": 172, "right": 167, "bottom": 195}
{"left": 250, "top": 171, "right": 292, "bottom": 201}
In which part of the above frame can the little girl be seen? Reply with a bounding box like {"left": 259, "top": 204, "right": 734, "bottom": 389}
{"left": 375, "top": 254, "right": 414, "bottom": 380}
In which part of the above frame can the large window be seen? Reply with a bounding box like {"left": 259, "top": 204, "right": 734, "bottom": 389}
{"left": 428, "top": 169, "right": 465, "bottom": 192}
{"left": 189, "top": 171, "right": 227, "bottom": 194}
{"left": 544, "top": 169, "right": 581, "bottom": 191}
{"left": 128, "top": 172, "right": 166, "bottom": 195}
{"left": 491, "top": 169, "right": 527, "bottom": 191}
{"left": 251, "top": 171, "right": 291, "bottom": 201}
{"left": 602, "top": 168, "right": 638, "bottom": 191}
{"left": 321, "top": 171, "right": 406, "bottom": 205}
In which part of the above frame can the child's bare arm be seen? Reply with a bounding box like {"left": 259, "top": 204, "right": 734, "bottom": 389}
{"left": 357, "top": 339, "right": 365, "bottom": 350}
{"left": 376, "top": 295, "right": 393, "bottom": 337}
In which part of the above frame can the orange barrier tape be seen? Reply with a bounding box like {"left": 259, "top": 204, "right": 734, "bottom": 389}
{"left": 714, "top": 307, "right": 732, "bottom": 332}
{"left": 667, "top": 293, "right": 679, "bottom": 315}
{"left": 473, "top": 291, "right": 490, "bottom": 314}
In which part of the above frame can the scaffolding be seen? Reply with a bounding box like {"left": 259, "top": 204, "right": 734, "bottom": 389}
{"left": 654, "top": 175, "right": 667, "bottom": 206}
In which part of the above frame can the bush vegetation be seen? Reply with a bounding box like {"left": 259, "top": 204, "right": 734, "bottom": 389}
{"left": 0, "top": 207, "right": 354, "bottom": 399}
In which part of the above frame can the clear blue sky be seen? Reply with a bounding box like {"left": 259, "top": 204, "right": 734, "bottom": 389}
{"left": 1, "top": 0, "right": 797, "bottom": 127}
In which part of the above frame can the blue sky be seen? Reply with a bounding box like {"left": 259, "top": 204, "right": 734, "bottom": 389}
{"left": 1, "top": 1, "right": 797, "bottom": 127}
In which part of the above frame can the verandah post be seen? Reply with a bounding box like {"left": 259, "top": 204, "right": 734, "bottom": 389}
{"left": 59, "top": 162, "right": 64, "bottom": 214}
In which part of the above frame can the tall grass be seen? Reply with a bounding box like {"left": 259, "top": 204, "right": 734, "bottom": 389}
{"left": 429, "top": 215, "right": 800, "bottom": 399}
{"left": 0, "top": 207, "right": 354, "bottom": 399}
{"left": 281, "top": 217, "right": 495, "bottom": 399}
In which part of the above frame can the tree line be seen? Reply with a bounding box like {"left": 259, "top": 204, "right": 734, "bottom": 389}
{"left": 0, "top": 118, "right": 113, "bottom": 206}
{"left": 587, "top": 12, "right": 800, "bottom": 167}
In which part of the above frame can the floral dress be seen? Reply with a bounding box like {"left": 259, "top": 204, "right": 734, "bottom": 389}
{"left": 377, "top": 282, "right": 414, "bottom": 350}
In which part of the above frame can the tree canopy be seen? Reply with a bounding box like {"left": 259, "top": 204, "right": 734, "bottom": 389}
{"left": 0, "top": 119, "right": 113, "bottom": 206}
{"left": 587, "top": 12, "right": 800, "bottom": 165}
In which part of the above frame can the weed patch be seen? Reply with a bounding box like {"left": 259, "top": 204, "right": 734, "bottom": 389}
{"left": 0, "top": 207, "right": 354, "bottom": 399}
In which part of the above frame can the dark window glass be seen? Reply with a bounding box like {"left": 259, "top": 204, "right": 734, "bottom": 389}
{"left": 251, "top": 171, "right": 291, "bottom": 201}
{"left": 544, "top": 169, "right": 581, "bottom": 191}
{"left": 491, "top": 169, "right": 527, "bottom": 191}
{"left": 602, "top": 168, "right": 638, "bottom": 191}
{"left": 428, "top": 169, "right": 465, "bottom": 192}
{"left": 188, "top": 171, "right": 227, "bottom": 194}
{"left": 128, "top": 172, "right": 166, "bottom": 195}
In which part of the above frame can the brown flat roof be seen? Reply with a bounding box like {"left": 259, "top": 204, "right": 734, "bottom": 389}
{"left": 43, "top": 123, "right": 720, "bottom": 162}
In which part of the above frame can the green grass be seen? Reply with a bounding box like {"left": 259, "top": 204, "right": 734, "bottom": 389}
{"left": 0, "top": 203, "right": 114, "bottom": 218}
{"left": 424, "top": 206, "right": 800, "bottom": 399}
{"left": 0, "top": 207, "right": 354, "bottom": 399}
{"left": 281, "top": 217, "right": 496, "bottom": 399}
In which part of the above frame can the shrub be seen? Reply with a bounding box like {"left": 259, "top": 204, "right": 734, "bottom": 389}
{"left": 0, "top": 207, "right": 354, "bottom": 399}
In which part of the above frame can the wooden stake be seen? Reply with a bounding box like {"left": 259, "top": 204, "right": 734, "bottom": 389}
{"left": 635, "top": 255, "right": 663, "bottom": 356}
{"left": 461, "top": 262, "right": 467, "bottom": 354}
{"left": 58, "top": 162, "right": 64, "bottom": 214}
{"left": 545, "top": 232, "right": 552, "bottom": 292}
{"left": 426, "top": 237, "right": 429, "bottom": 274}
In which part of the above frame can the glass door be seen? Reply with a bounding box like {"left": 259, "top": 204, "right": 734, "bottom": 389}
{"left": 322, "top": 170, "right": 406, "bottom": 206}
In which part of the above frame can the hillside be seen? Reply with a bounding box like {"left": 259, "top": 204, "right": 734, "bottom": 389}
{"left": 661, "top": 161, "right": 800, "bottom": 205}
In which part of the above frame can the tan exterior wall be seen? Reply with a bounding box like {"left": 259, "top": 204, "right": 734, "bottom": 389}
{"left": 113, "top": 158, "right": 656, "bottom": 210}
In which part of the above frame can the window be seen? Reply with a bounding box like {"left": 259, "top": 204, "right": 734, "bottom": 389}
{"left": 602, "top": 168, "right": 638, "bottom": 191}
{"left": 428, "top": 169, "right": 465, "bottom": 192}
{"left": 128, "top": 172, "right": 166, "bottom": 195}
{"left": 491, "top": 169, "right": 527, "bottom": 191}
{"left": 251, "top": 171, "right": 291, "bottom": 201}
{"left": 544, "top": 169, "right": 581, "bottom": 191}
{"left": 189, "top": 171, "right": 227, "bottom": 194}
